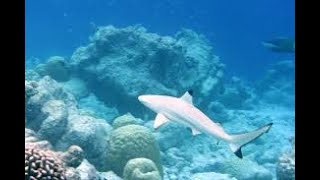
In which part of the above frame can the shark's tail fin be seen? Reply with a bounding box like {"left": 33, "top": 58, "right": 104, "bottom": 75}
{"left": 228, "top": 123, "right": 273, "bottom": 158}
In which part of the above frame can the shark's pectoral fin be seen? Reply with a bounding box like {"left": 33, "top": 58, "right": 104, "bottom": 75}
{"left": 191, "top": 128, "right": 202, "bottom": 136}
{"left": 154, "top": 113, "right": 170, "bottom": 129}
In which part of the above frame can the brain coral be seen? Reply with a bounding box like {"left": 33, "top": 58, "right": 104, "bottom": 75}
{"left": 106, "top": 125, "right": 163, "bottom": 177}
{"left": 25, "top": 146, "right": 66, "bottom": 180}
{"left": 112, "top": 113, "right": 139, "bottom": 129}
{"left": 123, "top": 158, "right": 161, "bottom": 180}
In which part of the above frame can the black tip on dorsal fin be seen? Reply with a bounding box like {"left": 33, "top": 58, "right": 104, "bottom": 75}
{"left": 187, "top": 90, "right": 193, "bottom": 96}
{"left": 234, "top": 148, "right": 243, "bottom": 159}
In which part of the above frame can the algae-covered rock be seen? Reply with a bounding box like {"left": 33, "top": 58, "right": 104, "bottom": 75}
{"left": 106, "top": 125, "right": 163, "bottom": 177}
{"left": 35, "top": 56, "right": 70, "bottom": 82}
{"left": 70, "top": 25, "right": 224, "bottom": 117}
{"left": 123, "top": 158, "right": 161, "bottom": 180}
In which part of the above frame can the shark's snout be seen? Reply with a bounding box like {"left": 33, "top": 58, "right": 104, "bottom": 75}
{"left": 138, "top": 95, "right": 148, "bottom": 104}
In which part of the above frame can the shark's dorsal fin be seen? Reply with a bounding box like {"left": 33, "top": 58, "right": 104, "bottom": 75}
{"left": 191, "top": 128, "right": 202, "bottom": 136}
{"left": 180, "top": 90, "right": 193, "bottom": 104}
{"left": 154, "top": 113, "right": 170, "bottom": 129}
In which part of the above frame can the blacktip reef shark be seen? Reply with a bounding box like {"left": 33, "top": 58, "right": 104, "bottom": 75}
{"left": 262, "top": 37, "right": 295, "bottom": 53}
{"left": 138, "top": 90, "right": 272, "bottom": 158}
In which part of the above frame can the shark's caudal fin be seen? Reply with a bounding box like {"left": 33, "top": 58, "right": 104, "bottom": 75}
{"left": 228, "top": 123, "right": 273, "bottom": 158}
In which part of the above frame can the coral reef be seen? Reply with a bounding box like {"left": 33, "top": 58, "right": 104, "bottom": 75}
{"left": 106, "top": 124, "right": 163, "bottom": 177}
{"left": 25, "top": 146, "right": 67, "bottom": 180}
{"left": 217, "top": 76, "right": 255, "bottom": 110}
{"left": 25, "top": 128, "right": 53, "bottom": 150}
{"left": 123, "top": 158, "right": 161, "bottom": 180}
{"left": 255, "top": 60, "right": 295, "bottom": 108}
{"left": 25, "top": 69, "right": 42, "bottom": 81}
{"left": 38, "top": 100, "right": 68, "bottom": 144}
{"left": 25, "top": 25, "right": 295, "bottom": 180}
{"left": 56, "top": 115, "right": 112, "bottom": 170}
{"left": 35, "top": 56, "right": 70, "bottom": 82}
{"left": 59, "top": 145, "right": 84, "bottom": 168}
{"left": 215, "top": 156, "right": 273, "bottom": 180}
{"left": 61, "top": 77, "right": 89, "bottom": 99}
{"left": 78, "top": 93, "right": 119, "bottom": 122}
{"left": 154, "top": 123, "right": 191, "bottom": 151}
{"left": 65, "top": 167, "right": 81, "bottom": 180}
{"left": 69, "top": 25, "right": 224, "bottom": 117}
{"left": 99, "top": 171, "right": 123, "bottom": 180}
{"left": 25, "top": 76, "right": 77, "bottom": 132}
{"left": 76, "top": 159, "right": 100, "bottom": 180}
{"left": 190, "top": 172, "right": 237, "bottom": 180}
{"left": 276, "top": 138, "right": 295, "bottom": 180}
{"left": 112, "top": 113, "right": 141, "bottom": 129}
{"left": 25, "top": 76, "right": 113, "bottom": 170}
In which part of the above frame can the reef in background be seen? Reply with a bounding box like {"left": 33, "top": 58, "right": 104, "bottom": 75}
{"left": 25, "top": 25, "right": 295, "bottom": 180}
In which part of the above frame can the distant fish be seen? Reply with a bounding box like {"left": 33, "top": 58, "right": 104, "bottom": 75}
{"left": 262, "top": 37, "right": 295, "bottom": 53}
{"left": 138, "top": 90, "right": 272, "bottom": 158}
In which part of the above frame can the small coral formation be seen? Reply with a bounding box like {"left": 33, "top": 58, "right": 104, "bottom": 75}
{"left": 25, "top": 146, "right": 66, "bottom": 180}
{"left": 123, "top": 158, "right": 161, "bottom": 180}
{"left": 25, "top": 81, "right": 39, "bottom": 98}
{"left": 107, "top": 124, "right": 163, "bottom": 177}
{"left": 76, "top": 159, "right": 100, "bottom": 180}
{"left": 35, "top": 56, "right": 70, "bottom": 82}
{"left": 38, "top": 99, "right": 69, "bottom": 144}
{"left": 276, "top": 138, "right": 295, "bottom": 180}
{"left": 216, "top": 156, "right": 273, "bottom": 180}
{"left": 112, "top": 113, "right": 139, "bottom": 129}
{"left": 56, "top": 115, "right": 112, "bottom": 171}
{"left": 25, "top": 128, "right": 53, "bottom": 150}
{"left": 99, "top": 171, "right": 123, "bottom": 180}
{"left": 190, "top": 172, "right": 237, "bottom": 180}
{"left": 59, "top": 145, "right": 84, "bottom": 168}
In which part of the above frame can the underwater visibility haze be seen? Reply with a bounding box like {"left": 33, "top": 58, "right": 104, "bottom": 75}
{"left": 25, "top": 0, "right": 295, "bottom": 180}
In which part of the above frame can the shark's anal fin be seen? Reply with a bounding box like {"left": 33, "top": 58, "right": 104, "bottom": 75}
{"left": 154, "top": 113, "right": 170, "bottom": 129}
{"left": 191, "top": 128, "right": 202, "bottom": 136}
{"left": 180, "top": 90, "right": 193, "bottom": 104}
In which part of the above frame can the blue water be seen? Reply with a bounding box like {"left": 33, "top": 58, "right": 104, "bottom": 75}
{"left": 25, "top": 0, "right": 294, "bottom": 80}
{"left": 25, "top": 1, "right": 295, "bottom": 179}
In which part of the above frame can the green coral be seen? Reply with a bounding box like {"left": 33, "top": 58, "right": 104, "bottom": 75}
{"left": 106, "top": 125, "right": 163, "bottom": 177}
{"left": 123, "top": 158, "right": 161, "bottom": 180}
{"left": 112, "top": 113, "right": 139, "bottom": 129}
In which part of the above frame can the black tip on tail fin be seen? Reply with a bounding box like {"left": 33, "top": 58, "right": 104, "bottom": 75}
{"left": 234, "top": 148, "right": 243, "bottom": 159}
{"left": 265, "top": 123, "right": 273, "bottom": 133}
{"left": 187, "top": 90, "right": 193, "bottom": 96}
{"left": 230, "top": 122, "right": 273, "bottom": 159}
